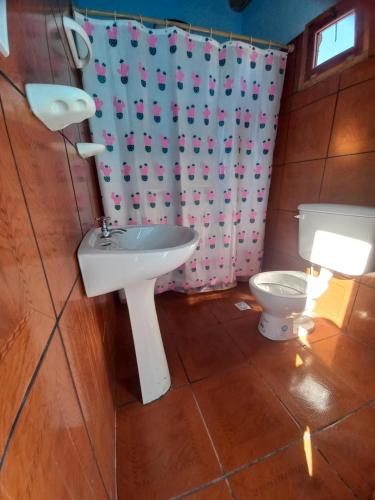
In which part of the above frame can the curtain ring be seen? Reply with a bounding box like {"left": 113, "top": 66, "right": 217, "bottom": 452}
{"left": 188, "top": 23, "right": 192, "bottom": 34}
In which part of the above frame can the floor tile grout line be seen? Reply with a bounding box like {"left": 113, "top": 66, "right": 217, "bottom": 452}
{"left": 57, "top": 327, "right": 112, "bottom": 500}
{"left": 315, "top": 445, "right": 359, "bottom": 498}
{"left": 171, "top": 475, "right": 227, "bottom": 500}
{"left": 247, "top": 357, "right": 304, "bottom": 432}
{"left": 187, "top": 360, "right": 249, "bottom": 386}
{"left": 343, "top": 331, "right": 375, "bottom": 352}
{"left": 191, "top": 391, "right": 225, "bottom": 474}
{"left": 173, "top": 436, "right": 304, "bottom": 500}
{"left": 225, "top": 477, "right": 237, "bottom": 500}
{"left": 117, "top": 290, "right": 374, "bottom": 499}
{"left": 116, "top": 358, "right": 256, "bottom": 411}
{"left": 245, "top": 338, "right": 374, "bottom": 437}
{"left": 312, "top": 399, "right": 375, "bottom": 434}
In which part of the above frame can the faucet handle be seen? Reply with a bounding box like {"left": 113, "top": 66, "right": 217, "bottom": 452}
{"left": 96, "top": 216, "right": 111, "bottom": 237}
{"left": 96, "top": 215, "right": 111, "bottom": 226}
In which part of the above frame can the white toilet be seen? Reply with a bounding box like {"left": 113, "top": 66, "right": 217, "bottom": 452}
{"left": 250, "top": 204, "right": 375, "bottom": 341}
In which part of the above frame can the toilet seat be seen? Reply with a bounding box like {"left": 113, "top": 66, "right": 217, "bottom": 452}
{"left": 250, "top": 271, "right": 308, "bottom": 297}
{"left": 249, "top": 271, "right": 314, "bottom": 341}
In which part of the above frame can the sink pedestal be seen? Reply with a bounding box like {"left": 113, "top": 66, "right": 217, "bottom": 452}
{"left": 124, "top": 278, "right": 171, "bottom": 404}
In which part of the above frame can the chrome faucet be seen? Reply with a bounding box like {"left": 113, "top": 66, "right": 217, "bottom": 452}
{"left": 96, "top": 216, "right": 127, "bottom": 238}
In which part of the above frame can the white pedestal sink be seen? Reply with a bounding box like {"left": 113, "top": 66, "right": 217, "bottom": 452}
{"left": 78, "top": 224, "right": 199, "bottom": 404}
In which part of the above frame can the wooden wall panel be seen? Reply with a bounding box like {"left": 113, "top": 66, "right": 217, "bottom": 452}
{"left": 0, "top": 78, "right": 82, "bottom": 315}
{"left": 264, "top": 1, "right": 375, "bottom": 335}
{"left": 0, "top": 334, "right": 108, "bottom": 500}
{"left": 0, "top": 1, "right": 117, "bottom": 497}
{"left": 0, "top": 0, "right": 54, "bottom": 91}
{"left": 59, "top": 279, "right": 116, "bottom": 499}
{"left": 0, "top": 103, "right": 55, "bottom": 455}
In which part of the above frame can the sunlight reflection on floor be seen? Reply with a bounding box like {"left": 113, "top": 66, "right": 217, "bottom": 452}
{"left": 303, "top": 426, "right": 313, "bottom": 477}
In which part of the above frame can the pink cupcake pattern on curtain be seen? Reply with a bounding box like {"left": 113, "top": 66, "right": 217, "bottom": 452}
{"left": 76, "top": 12, "right": 286, "bottom": 293}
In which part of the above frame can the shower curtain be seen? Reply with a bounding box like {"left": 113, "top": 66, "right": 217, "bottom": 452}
{"left": 75, "top": 12, "right": 286, "bottom": 293}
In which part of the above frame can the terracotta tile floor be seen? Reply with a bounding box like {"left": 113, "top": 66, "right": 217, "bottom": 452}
{"left": 116, "top": 283, "right": 375, "bottom": 500}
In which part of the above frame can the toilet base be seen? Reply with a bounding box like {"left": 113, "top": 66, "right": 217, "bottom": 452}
{"left": 258, "top": 312, "right": 315, "bottom": 341}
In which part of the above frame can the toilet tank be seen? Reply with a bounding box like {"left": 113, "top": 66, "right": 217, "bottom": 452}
{"left": 297, "top": 203, "right": 375, "bottom": 276}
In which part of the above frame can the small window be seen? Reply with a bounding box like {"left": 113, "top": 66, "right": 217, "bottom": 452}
{"left": 304, "top": 1, "right": 365, "bottom": 81}
{"left": 314, "top": 10, "right": 355, "bottom": 67}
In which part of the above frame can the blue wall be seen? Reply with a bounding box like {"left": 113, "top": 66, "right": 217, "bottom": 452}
{"left": 74, "top": 0, "right": 336, "bottom": 45}
{"left": 73, "top": 0, "right": 243, "bottom": 34}
{"left": 241, "top": 0, "right": 336, "bottom": 44}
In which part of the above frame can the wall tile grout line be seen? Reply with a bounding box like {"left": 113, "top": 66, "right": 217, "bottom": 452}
{"left": 318, "top": 83, "right": 340, "bottom": 200}
{"left": 0, "top": 71, "right": 25, "bottom": 97}
{"left": 57, "top": 327, "right": 112, "bottom": 500}
{"left": 42, "top": 9, "right": 85, "bottom": 149}
{"left": 62, "top": 137, "right": 86, "bottom": 237}
{"left": 280, "top": 59, "right": 375, "bottom": 114}
{"left": 0, "top": 324, "right": 59, "bottom": 471}
{"left": 275, "top": 147, "right": 375, "bottom": 167}
{"left": 0, "top": 93, "right": 58, "bottom": 318}
{"left": 0, "top": 274, "right": 81, "bottom": 471}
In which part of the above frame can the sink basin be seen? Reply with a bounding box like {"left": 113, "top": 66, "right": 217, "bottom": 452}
{"left": 78, "top": 225, "right": 199, "bottom": 296}
{"left": 78, "top": 224, "right": 199, "bottom": 404}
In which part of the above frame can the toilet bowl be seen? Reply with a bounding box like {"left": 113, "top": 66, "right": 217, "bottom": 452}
{"left": 249, "top": 271, "right": 315, "bottom": 341}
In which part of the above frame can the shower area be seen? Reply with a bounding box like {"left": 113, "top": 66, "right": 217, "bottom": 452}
{"left": 75, "top": 10, "right": 287, "bottom": 293}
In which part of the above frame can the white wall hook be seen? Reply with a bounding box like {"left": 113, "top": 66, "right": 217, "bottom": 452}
{"left": 0, "top": 0, "right": 9, "bottom": 57}
{"left": 76, "top": 142, "right": 105, "bottom": 158}
{"left": 25, "top": 84, "right": 95, "bottom": 131}
{"left": 63, "top": 16, "right": 92, "bottom": 69}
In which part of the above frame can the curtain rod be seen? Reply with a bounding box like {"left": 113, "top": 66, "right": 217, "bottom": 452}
{"left": 75, "top": 7, "right": 294, "bottom": 53}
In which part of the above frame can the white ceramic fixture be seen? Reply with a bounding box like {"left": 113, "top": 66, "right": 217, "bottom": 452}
{"left": 78, "top": 224, "right": 199, "bottom": 403}
{"left": 76, "top": 142, "right": 105, "bottom": 158}
{"left": 63, "top": 16, "right": 92, "bottom": 69}
{"left": 250, "top": 204, "right": 375, "bottom": 341}
{"left": 25, "top": 84, "right": 95, "bottom": 131}
{"left": 0, "top": 0, "right": 9, "bottom": 57}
